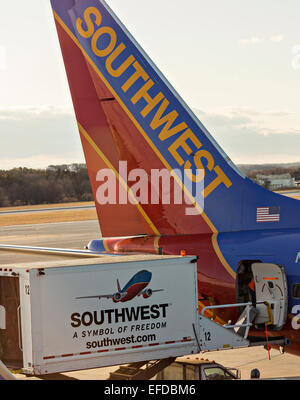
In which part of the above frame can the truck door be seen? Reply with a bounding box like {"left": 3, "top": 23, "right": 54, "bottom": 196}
{"left": 0, "top": 276, "right": 22, "bottom": 367}
{"left": 251, "top": 263, "right": 288, "bottom": 330}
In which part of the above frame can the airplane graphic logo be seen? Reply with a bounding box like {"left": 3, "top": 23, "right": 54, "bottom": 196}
{"left": 76, "top": 270, "right": 164, "bottom": 303}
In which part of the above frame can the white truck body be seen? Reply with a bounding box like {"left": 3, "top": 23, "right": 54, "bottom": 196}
{"left": 0, "top": 255, "right": 200, "bottom": 375}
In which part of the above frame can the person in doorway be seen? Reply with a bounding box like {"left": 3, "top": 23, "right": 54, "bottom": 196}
{"left": 248, "top": 278, "right": 256, "bottom": 305}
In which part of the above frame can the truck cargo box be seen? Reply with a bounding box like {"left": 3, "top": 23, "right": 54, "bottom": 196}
{"left": 0, "top": 255, "right": 199, "bottom": 375}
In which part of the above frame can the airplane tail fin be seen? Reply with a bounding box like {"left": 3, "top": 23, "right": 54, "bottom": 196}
{"left": 50, "top": 0, "right": 300, "bottom": 237}
{"left": 117, "top": 279, "right": 121, "bottom": 293}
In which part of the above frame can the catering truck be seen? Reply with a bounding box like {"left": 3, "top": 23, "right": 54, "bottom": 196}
{"left": 0, "top": 254, "right": 288, "bottom": 379}
{"left": 0, "top": 255, "right": 202, "bottom": 376}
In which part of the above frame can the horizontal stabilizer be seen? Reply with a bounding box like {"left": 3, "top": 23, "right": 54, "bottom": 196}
{"left": 0, "top": 244, "right": 110, "bottom": 258}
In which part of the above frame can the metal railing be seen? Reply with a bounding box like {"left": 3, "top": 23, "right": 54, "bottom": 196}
{"left": 0, "top": 360, "right": 18, "bottom": 380}
{"left": 200, "top": 301, "right": 274, "bottom": 339}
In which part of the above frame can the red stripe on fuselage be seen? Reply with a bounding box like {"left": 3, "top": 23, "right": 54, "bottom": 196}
{"left": 121, "top": 282, "right": 148, "bottom": 302}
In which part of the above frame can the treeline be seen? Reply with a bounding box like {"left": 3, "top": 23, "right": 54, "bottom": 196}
{"left": 239, "top": 166, "right": 300, "bottom": 181}
{"left": 0, "top": 168, "right": 93, "bottom": 207}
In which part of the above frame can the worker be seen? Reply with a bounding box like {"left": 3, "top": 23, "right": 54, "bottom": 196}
{"left": 250, "top": 369, "right": 260, "bottom": 379}
{"left": 249, "top": 278, "right": 256, "bottom": 304}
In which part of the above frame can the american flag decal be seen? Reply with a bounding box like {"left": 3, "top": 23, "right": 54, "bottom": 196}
{"left": 256, "top": 207, "right": 280, "bottom": 223}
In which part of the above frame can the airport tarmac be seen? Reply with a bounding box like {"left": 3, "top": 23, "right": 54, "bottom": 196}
{"left": 0, "top": 204, "right": 95, "bottom": 215}
{"left": 13, "top": 346, "right": 300, "bottom": 381}
{"left": 0, "top": 214, "right": 300, "bottom": 380}
{"left": 276, "top": 190, "right": 300, "bottom": 197}
{"left": 0, "top": 220, "right": 101, "bottom": 264}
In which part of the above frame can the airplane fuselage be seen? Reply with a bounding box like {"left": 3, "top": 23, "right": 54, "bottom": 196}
{"left": 119, "top": 270, "right": 152, "bottom": 302}
{"left": 119, "top": 282, "right": 149, "bottom": 302}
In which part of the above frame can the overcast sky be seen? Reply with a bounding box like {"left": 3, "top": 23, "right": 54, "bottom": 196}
{"left": 0, "top": 0, "right": 300, "bottom": 169}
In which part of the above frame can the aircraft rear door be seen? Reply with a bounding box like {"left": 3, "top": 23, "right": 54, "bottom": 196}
{"left": 251, "top": 263, "right": 288, "bottom": 330}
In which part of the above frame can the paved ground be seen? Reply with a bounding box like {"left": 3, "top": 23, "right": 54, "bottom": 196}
{"left": 0, "top": 205, "right": 95, "bottom": 215}
{"left": 0, "top": 220, "right": 101, "bottom": 264}
{"left": 13, "top": 347, "right": 300, "bottom": 380}
{"left": 199, "top": 347, "right": 300, "bottom": 380}
{"left": 276, "top": 190, "right": 300, "bottom": 196}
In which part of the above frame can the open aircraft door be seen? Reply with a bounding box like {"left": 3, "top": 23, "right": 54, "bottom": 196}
{"left": 251, "top": 263, "right": 288, "bottom": 331}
